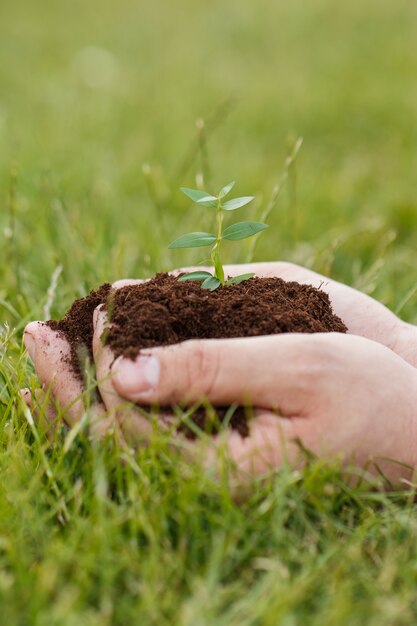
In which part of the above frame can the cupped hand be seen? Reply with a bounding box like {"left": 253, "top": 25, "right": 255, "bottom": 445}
{"left": 21, "top": 279, "right": 143, "bottom": 439}
{"left": 111, "top": 331, "right": 417, "bottom": 485}
{"left": 21, "top": 262, "right": 417, "bottom": 484}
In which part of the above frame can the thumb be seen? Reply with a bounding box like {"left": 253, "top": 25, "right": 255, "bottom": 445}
{"left": 110, "top": 333, "right": 331, "bottom": 414}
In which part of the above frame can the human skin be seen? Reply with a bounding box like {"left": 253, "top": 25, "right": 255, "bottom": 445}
{"left": 22, "top": 262, "right": 417, "bottom": 484}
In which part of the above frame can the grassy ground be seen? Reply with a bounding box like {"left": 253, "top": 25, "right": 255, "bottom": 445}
{"left": 1, "top": 0, "right": 417, "bottom": 623}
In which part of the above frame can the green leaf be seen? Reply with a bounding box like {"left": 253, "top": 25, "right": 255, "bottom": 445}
{"left": 222, "top": 196, "right": 254, "bottom": 211}
{"left": 168, "top": 232, "right": 217, "bottom": 249}
{"left": 222, "top": 222, "right": 268, "bottom": 241}
{"left": 225, "top": 273, "right": 255, "bottom": 285}
{"left": 218, "top": 181, "right": 235, "bottom": 199}
{"left": 196, "top": 195, "right": 218, "bottom": 208}
{"left": 201, "top": 276, "right": 222, "bottom": 291}
{"left": 180, "top": 187, "right": 211, "bottom": 203}
{"left": 178, "top": 271, "right": 213, "bottom": 282}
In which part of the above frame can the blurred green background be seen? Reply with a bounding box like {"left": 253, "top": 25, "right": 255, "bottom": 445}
{"left": 1, "top": 0, "right": 417, "bottom": 323}
{"left": 2, "top": 2, "right": 417, "bottom": 624}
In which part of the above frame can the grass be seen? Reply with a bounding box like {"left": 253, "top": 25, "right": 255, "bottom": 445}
{"left": 1, "top": 0, "right": 417, "bottom": 622}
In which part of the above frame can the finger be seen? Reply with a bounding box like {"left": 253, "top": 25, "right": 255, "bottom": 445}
{"left": 24, "top": 322, "right": 110, "bottom": 437}
{"left": 95, "top": 364, "right": 346, "bottom": 486}
{"left": 22, "top": 282, "right": 142, "bottom": 427}
{"left": 20, "top": 387, "right": 64, "bottom": 441}
{"left": 182, "top": 409, "right": 310, "bottom": 487}
{"left": 179, "top": 405, "right": 402, "bottom": 489}
{"left": 24, "top": 322, "right": 87, "bottom": 425}
{"left": 112, "top": 278, "right": 146, "bottom": 290}
{"left": 92, "top": 305, "right": 154, "bottom": 441}
{"left": 200, "top": 407, "right": 417, "bottom": 488}
{"left": 22, "top": 284, "right": 139, "bottom": 431}
{"left": 20, "top": 388, "right": 32, "bottom": 407}
{"left": 111, "top": 332, "right": 341, "bottom": 414}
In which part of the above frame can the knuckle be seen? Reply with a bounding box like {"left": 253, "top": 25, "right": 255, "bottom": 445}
{"left": 294, "top": 336, "right": 343, "bottom": 391}
{"left": 184, "top": 339, "right": 220, "bottom": 399}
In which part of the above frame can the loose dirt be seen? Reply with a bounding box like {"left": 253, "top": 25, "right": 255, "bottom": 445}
{"left": 47, "top": 273, "right": 347, "bottom": 438}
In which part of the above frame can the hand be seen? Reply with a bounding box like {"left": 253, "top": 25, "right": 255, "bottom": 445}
{"left": 110, "top": 330, "right": 417, "bottom": 485}
{"left": 21, "top": 262, "right": 417, "bottom": 484}
{"left": 21, "top": 279, "right": 143, "bottom": 438}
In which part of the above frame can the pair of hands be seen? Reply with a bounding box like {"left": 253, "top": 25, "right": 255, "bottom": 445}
{"left": 22, "top": 262, "right": 417, "bottom": 486}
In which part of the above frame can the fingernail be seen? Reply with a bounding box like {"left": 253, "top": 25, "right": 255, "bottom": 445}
{"left": 112, "top": 355, "right": 160, "bottom": 397}
{"left": 20, "top": 388, "right": 32, "bottom": 407}
{"left": 24, "top": 331, "right": 36, "bottom": 361}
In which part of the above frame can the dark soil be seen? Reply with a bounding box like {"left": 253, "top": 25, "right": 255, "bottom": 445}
{"left": 47, "top": 272, "right": 347, "bottom": 438}
{"left": 47, "top": 283, "right": 112, "bottom": 378}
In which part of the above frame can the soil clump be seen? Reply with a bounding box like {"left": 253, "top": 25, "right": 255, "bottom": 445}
{"left": 47, "top": 273, "right": 347, "bottom": 438}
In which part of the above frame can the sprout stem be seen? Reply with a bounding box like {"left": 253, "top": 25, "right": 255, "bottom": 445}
{"left": 211, "top": 198, "right": 225, "bottom": 284}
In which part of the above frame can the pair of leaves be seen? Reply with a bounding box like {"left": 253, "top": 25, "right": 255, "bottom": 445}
{"left": 168, "top": 222, "right": 268, "bottom": 249}
{"left": 181, "top": 183, "right": 234, "bottom": 203}
{"left": 178, "top": 271, "right": 255, "bottom": 291}
{"left": 181, "top": 186, "right": 254, "bottom": 211}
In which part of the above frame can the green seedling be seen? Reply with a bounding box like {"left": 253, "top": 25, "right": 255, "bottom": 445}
{"left": 168, "top": 182, "right": 268, "bottom": 291}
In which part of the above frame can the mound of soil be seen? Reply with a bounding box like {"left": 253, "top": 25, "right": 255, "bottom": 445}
{"left": 47, "top": 273, "right": 347, "bottom": 438}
